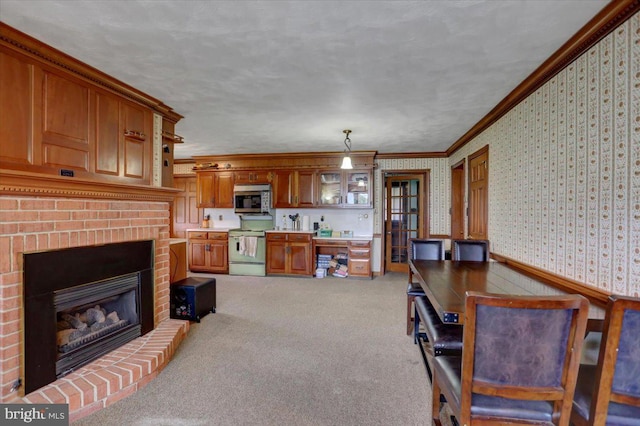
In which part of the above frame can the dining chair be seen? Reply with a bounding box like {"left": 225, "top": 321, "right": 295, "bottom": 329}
{"left": 407, "top": 239, "right": 445, "bottom": 335}
{"left": 432, "top": 291, "right": 589, "bottom": 426}
{"left": 451, "top": 239, "right": 490, "bottom": 261}
{"left": 571, "top": 295, "right": 640, "bottom": 425}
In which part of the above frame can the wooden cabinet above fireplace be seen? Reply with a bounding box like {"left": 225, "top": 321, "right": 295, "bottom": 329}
{"left": 0, "top": 22, "right": 182, "bottom": 195}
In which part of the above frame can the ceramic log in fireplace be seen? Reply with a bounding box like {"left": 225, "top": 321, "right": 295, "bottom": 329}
{"left": 23, "top": 241, "right": 155, "bottom": 394}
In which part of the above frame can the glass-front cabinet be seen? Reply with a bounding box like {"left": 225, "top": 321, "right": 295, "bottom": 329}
{"left": 318, "top": 170, "right": 371, "bottom": 207}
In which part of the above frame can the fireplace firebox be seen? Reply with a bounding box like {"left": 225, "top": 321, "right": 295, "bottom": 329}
{"left": 23, "top": 241, "right": 155, "bottom": 394}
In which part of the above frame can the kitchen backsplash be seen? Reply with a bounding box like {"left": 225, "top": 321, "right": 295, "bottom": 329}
{"left": 202, "top": 207, "right": 374, "bottom": 235}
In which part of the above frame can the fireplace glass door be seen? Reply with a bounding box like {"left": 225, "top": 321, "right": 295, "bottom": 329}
{"left": 54, "top": 272, "right": 141, "bottom": 376}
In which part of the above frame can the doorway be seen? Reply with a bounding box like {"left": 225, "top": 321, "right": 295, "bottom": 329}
{"left": 468, "top": 145, "right": 489, "bottom": 240}
{"left": 450, "top": 159, "right": 465, "bottom": 240}
{"left": 384, "top": 172, "right": 429, "bottom": 273}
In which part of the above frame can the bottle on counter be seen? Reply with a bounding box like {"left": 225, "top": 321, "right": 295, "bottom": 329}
{"left": 202, "top": 215, "right": 210, "bottom": 228}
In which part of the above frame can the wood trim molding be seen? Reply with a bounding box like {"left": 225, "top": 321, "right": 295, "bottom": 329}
{"left": 376, "top": 152, "right": 448, "bottom": 159}
{"left": 447, "top": 0, "right": 640, "bottom": 156}
{"left": 491, "top": 252, "right": 611, "bottom": 308}
{"left": 0, "top": 22, "right": 183, "bottom": 121}
{"left": 0, "top": 170, "right": 180, "bottom": 202}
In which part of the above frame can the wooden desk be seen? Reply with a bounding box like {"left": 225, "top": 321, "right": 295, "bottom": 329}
{"left": 408, "top": 260, "right": 603, "bottom": 324}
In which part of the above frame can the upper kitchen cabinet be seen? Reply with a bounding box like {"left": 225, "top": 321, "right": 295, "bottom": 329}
{"left": 234, "top": 170, "right": 272, "bottom": 184}
{"left": 272, "top": 169, "right": 316, "bottom": 208}
{"left": 319, "top": 169, "right": 371, "bottom": 208}
{"left": 0, "top": 22, "right": 182, "bottom": 189}
{"left": 196, "top": 171, "right": 235, "bottom": 208}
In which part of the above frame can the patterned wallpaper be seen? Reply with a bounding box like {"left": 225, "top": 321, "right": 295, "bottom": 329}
{"left": 374, "top": 157, "right": 450, "bottom": 236}
{"left": 450, "top": 12, "right": 639, "bottom": 296}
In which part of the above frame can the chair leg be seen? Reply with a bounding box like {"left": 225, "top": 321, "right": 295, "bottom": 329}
{"left": 432, "top": 370, "right": 443, "bottom": 426}
{"left": 407, "top": 295, "right": 414, "bottom": 335}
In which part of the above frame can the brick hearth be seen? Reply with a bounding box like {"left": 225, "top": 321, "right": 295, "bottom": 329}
{"left": 0, "top": 195, "right": 189, "bottom": 421}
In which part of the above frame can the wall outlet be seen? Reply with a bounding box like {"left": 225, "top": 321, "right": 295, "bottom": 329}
{"left": 218, "top": 215, "right": 223, "bottom": 221}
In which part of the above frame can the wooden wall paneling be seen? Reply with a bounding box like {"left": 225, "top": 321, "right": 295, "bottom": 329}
{"left": 0, "top": 50, "right": 33, "bottom": 165}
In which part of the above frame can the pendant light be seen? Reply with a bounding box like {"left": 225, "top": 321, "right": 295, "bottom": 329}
{"left": 340, "top": 129, "right": 353, "bottom": 169}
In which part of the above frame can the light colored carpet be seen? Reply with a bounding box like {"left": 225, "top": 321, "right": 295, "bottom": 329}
{"left": 74, "top": 272, "right": 440, "bottom": 426}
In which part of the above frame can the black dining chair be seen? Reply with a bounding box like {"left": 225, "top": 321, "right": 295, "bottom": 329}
{"left": 406, "top": 239, "right": 445, "bottom": 335}
{"left": 571, "top": 295, "right": 640, "bottom": 425}
{"left": 432, "top": 291, "right": 589, "bottom": 425}
{"left": 451, "top": 239, "right": 490, "bottom": 261}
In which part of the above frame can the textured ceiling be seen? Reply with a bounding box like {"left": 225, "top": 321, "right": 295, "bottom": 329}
{"left": 0, "top": 0, "right": 608, "bottom": 159}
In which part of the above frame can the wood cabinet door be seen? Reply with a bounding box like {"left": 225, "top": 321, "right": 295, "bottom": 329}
{"left": 297, "top": 170, "right": 316, "bottom": 207}
{"left": 197, "top": 173, "right": 216, "bottom": 207}
{"left": 121, "top": 101, "right": 149, "bottom": 180}
{"left": 208, "top": 240, "right": 228, "bottom": 272}
{"left": 266, "top": 241, "right": 287, "bottom": 274}
{"left": 95, "top": 91, "right": 120, "bottom": 176}
{"left": 289, "top": 243, "right": 311, "bottom": 275}
{"left": 0, "top": 51, "right": 33, "bottom": 166}
{"left": 215, "top": 172, "right": 235, "bottom": 208}
{"left": 189, "top": 240, "right": 208, "bottom": 271}
{"left": 41, "top": 71, "right": 90, "bottom": 171}
{"left": 272, "top": 170, "right": 295, "bottom": 208}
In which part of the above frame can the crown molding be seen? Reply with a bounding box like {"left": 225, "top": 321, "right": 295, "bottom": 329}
{"left": 447, "top": 0, "right": 640, "bottom": 156}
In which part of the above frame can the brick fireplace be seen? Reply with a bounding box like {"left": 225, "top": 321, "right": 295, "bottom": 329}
{"left": 0, "top": 193, "right": 189, "bottom": 422}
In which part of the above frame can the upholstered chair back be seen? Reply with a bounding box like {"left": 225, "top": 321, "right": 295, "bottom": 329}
{"left": 410, "top": 239, "right": 445, "bottom": 261}
{"left": 452, "top": 239, "right": 490, "bottom": 261}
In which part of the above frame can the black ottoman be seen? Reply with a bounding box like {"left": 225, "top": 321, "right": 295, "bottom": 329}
{"left": 170, "top": 277, "right": 216, "bottom": 322}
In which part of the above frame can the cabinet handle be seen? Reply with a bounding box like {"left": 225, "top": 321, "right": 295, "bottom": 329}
{"left": 205, "top": 244, "right": 211, "bottom": 252}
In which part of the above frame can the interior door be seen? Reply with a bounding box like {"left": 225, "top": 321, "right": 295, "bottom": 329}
{"left": 450, "top": 160, "right": 465, "bottom": 240}
{"left": 171, "top": 176, "right": 203, "bottom": 238}
{"left": 384, "top": 174, "right": 427, "bottom": 273}
{"left": 468, "top": 146, "right": 489, "bottom": 240}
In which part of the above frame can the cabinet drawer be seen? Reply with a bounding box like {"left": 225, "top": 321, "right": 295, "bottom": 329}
{"left": 188, "top": 231, "right": 208, "bottom": 239}
{"left": 267, "top": 233, "right": 287, "bottom": 241}
{"left": 349, "top": 241, "right": 371, "bottom": 248}
{"left": 315, "top": 239, "right": 347, "bottom": 247}
{"left": 207, "top": 232, "right": 228, "bottom": 240}
{"left": 349, "top": 258, "right": 371, "bottom": 276}
{"left": 348, "top": 249, "right": 370, "bottom": 259}
{"left": 288, "top": 233, "right": 312, "bottom": 242}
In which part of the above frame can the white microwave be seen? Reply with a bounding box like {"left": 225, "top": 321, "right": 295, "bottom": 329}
{"left": 233, "top": 185, "right": 271, "bottom": 214}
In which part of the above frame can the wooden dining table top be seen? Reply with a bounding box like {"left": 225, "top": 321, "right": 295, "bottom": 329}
{"left": 408, "top": 259, "right": 604, "bottom": 325}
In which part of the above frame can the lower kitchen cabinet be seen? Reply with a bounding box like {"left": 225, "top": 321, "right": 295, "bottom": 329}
{"left": 347, "top": 240, "right": 372, "bottom": 278}
{"left": 188, "top": 231, "right": 228, "bottom": 273}
{"left": 266, "top": 232, "right": 313, "bottom": 276}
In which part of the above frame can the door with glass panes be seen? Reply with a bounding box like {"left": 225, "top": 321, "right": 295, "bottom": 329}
{"left": 384, "top": 173, "right": 428, "bottom": 273}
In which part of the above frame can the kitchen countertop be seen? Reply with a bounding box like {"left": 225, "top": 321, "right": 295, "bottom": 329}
{"left": 313, "top": 235, "right": 373, "bottom": 241}
{"left": 186, "top": 228, "right": 232, "bottom": 232}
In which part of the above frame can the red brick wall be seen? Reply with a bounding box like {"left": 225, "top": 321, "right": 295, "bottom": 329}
{"left": 0, "top": 195, "right": 171, "bottom": 402}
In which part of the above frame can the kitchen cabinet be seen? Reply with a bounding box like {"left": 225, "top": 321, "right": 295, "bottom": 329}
{"left": 196, "top": 171, "right": 235, "bottom": 208}
{"left": 318, "top": 169, "right": 371, "bottom": 208}
{"left": 313, "top": 238, "right": 372, "bottom": 279}
{"left": 188, "top": 231, "right": 228, "bottom": 273}
{"left": 266, "top": 232, "right": 313, "bottom": 276}
{"left": 347, "top": 240, "right": 372, "bottom": 278}
{"left": 234, "top": 170, "right": 272, "bottom": 184}
{"left": 272, "top": 170, "right": 316, "bottom": 208}
{"left": 171, "top": 176, "right": 203, "bottom": 239}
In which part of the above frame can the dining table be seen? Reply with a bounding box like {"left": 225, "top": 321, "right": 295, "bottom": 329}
{"left": 408, "top": 259, "right": 605, "bottom": 325}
